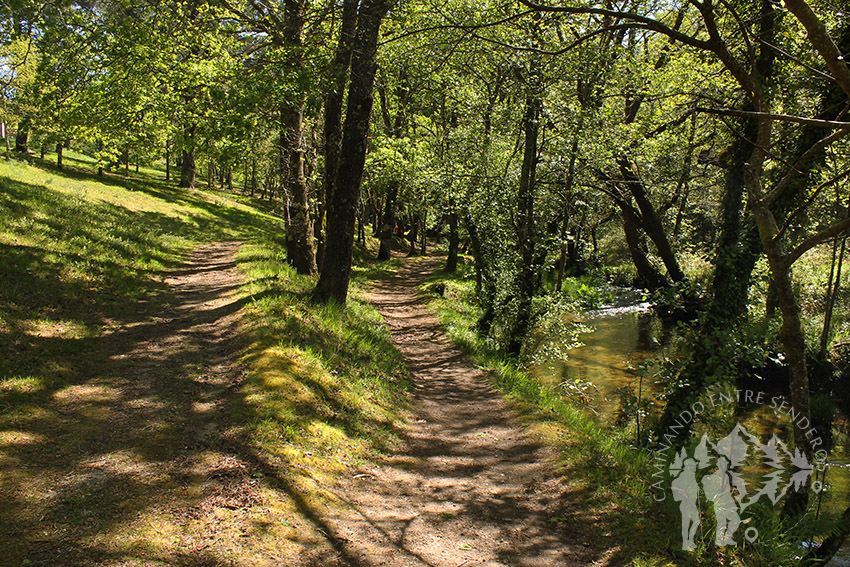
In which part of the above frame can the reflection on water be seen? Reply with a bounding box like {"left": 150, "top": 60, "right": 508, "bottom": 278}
{"left": 531, "top": 297, "right": 850, "bottom": 560}
{"left": 738, "top": 408, "right": 850, "bottom": 563}
{"left": 531, "top": 298, "right": 674, "bottom": 421}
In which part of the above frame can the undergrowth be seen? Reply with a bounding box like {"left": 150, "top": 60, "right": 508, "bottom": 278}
{"left": 418, "top": 257, "right": 813, "bottom": 567}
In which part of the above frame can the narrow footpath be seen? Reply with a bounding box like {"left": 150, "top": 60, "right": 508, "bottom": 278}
{"left": 322, "top": 256, "right": 616, "bottom": 567}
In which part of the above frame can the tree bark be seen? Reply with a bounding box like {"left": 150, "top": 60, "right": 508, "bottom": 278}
{"left": 251, "top": 159, "right": 257, "bottom": 197}
{"left": 623, "top": 213, "right": 666, "bottom": 291}
{"left": 507, "top": 62, "right": 542, "bottom": 356}
{"left": 281, "top": 100, "right": 317, "bottom": 274}
{"left": 617, "top": 157, "right": 684, "bottom": 282}
{"left": 2, "top": 120, "right": 9, "bottom": 159}
{"left": 820, "top": 235, "right": 845, "bottom": 356}
{"left": 279, "top": 0, "right": 317, "bottom": 275}
{"left": 407, "top": 214, "right": 419, "bottom": 256}
{"left": 320, "top": 0, "right": 359, "bottom": 272}
{"left": 377, "top": 181, "right": 398, "bottom": 260}
{"left": 179, "top": 124, "right": 196, "bottom": 189}
{"left": 556, "top": 126, "right": 581, "bottom": 291}
{"left": 56, "top": 142, "right": 62, "bottom": 168}
{"left": 14, "top": 118, "right": 29, "bottom": 153}
{"left": 313, "top": 0, "right": 393, "bottom": 304}
{"left": 445, "top": 205, "right": 459, "bottom": 272}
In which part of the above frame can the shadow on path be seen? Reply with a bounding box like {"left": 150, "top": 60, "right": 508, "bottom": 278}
{"left": 319, "top": 256, "right": 619, "bottom": 567}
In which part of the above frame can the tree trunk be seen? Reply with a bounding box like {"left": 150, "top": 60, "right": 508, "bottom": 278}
{"left": 320, "top": 0, "right": 359, "bottom": 273}
{"left": 623, "top": 214, "right": 666, "bottom": 290}
{"left": 617, "top": 157, "right": 684, "bottom": 282}
{"left": 279, "top": 0, "right": 317, "bottom": 275}
{"left": 2, "top": 120, "right": 9, "bottom": 159}
{"left": 314, "top": 0, "right": 393, "bottom": 304}
{"left": 14, "top": 118, "right": 29, "bottom": 153}
{"left": 821, "top": 236, "right": 845, "bottom": 355}
{"left": 407, "top": 214, "right": 419, "bottom": 256}
{"left": 655, "top": 116, "right": 761, "bottom": 441}
{"left": 281, "top": 101, "right": 317, "bottom": 274}
{"left": 556, "top": 126, "right": 581, "bottom": 291}
{"left": 179, "top": 124, "right": 196, "bottom": 189}
{"left": 165, "top": 138, "right": 171, "bottom": 181}
{"left": 251, "top": 159, "right": 257, "bottom": 197}
{"left": 445, "top": 205, "right": 459, "bottom": 272}
{"left": 507, "top": 63, "right": 542, "bottom": 356}
{"left": 420, "top": 208, "right": 426, "bottom": 255}
{"left": 466, "top": 213, "right": 485, "bottom": 296}
{"left": 56, "top": 142, "right": 62, "bottom": 168}
{"left": 555, "top": 210, "right": 569, "bottom": 292}
{"left": 377, "top": 182, "right": 398, "bottom": 260}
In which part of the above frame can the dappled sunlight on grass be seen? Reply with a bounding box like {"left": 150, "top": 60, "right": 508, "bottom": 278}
{"left": 234, "top": 241, "right": 410, "bottom": 487}
{"left": 0, "top": 157, "right": 372, "bottom": 565}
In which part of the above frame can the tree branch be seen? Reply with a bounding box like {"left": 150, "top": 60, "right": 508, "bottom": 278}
{"left": 785, "top": 217, "right": 850, "bottom": 267}
{"left": 515, "top": 0, "right": 711, "bottom": 51}
{"left": 766, "top": 123, "right": 850, "bottom": 205}
{"left": 782, "top": 0, "right": 850, "bottom": 100}
{"left": 774, "top": 168, "right": 850, "bottom": 243}
{"left": 695, "top": 106, "right": 850, "bottom": 129}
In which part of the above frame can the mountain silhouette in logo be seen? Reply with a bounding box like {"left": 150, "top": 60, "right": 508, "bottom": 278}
{"left": 669, "top": 422, "right": 815, "bottom": 549}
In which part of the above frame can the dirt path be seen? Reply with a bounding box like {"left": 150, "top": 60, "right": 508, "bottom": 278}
{"left": 0, "top": 242, "right": 300, "bottom": 566}
{"left": 3, "top": 244, "right": 616, "bottom": 566}
{"left": 321, "top": 257, "right": 613, "bottom": 567}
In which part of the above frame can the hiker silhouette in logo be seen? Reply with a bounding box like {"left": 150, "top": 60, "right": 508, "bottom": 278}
{"left": 701, "top": 454, "right": 740, "bottom": 546}
{"left": 671, "top": 457, "right": 700, "bottom": 551}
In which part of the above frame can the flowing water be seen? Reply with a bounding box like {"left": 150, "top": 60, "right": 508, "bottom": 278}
{"left": 530, "top": 293, "right": 849, "bottom": 560}
{"left": 531, "top": 291, "right": 675, "bottom": 421}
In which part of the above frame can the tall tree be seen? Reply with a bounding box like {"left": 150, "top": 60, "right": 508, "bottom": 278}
{"left": 280, "top": 0, "right": 317, "bottom": 274}
{"left": 319, "top": 0, "right": 359, "bottom": 269}
{"left": 314, "top": 0, "right": 395, "bottom": 303}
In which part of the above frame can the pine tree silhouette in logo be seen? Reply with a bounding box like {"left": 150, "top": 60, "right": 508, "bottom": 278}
{"left": 669, "top": 424, "right": 813, "bottom": 550}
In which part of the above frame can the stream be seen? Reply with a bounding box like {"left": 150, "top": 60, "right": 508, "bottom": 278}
{"left": 530, "top": 293, "right": 849, "bottom": 561}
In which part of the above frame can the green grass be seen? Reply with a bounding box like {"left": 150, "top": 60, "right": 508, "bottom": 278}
{"left": 0, "top": 155, "right": 411, "bottom": 565}
{"left": 234, "top": 241, "right": 410, "bottom": 481}
{"left": 418, "top": 261, "right": 679, "bottom": 563}
{"left": 0, "top": 156, "right": 279, "bottom": 393}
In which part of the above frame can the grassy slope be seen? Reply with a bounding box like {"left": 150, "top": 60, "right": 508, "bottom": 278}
{"left": 0, "top": 156, "right": 409, "bottom": 564}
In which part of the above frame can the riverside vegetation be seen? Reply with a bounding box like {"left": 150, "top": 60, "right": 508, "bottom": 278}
{"left": 3, "top": 0, "right": 850, "bottom": 564}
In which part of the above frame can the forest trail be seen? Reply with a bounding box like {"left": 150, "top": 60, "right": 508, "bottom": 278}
{"left": 321, "top": 256, "right": 614, "bottom": 567}
{"left": 1, "top": 241, "right": 615, "bottom": 566}
{"left": 0, "top": 241, "right": 292, "bottom": 565}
